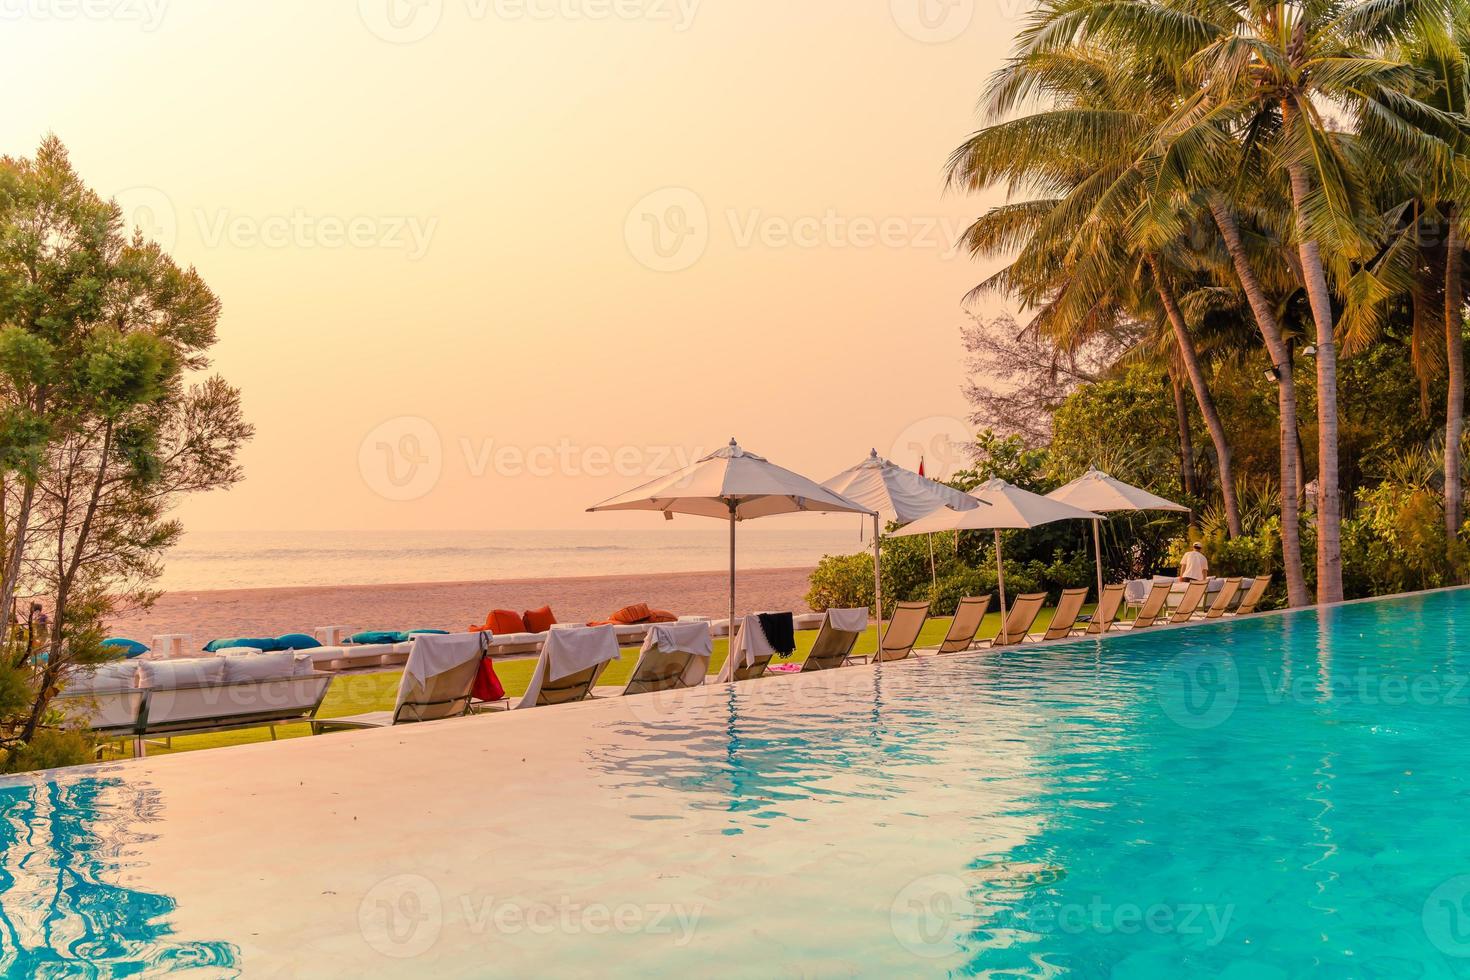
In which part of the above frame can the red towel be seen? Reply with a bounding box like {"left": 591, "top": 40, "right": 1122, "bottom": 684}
{"left": 472, "top": 657, "right": 505, "bottom": 703}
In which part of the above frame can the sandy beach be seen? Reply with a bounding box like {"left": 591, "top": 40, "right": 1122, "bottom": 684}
{"left": 104, "top": 566, "right": 816, "bottom": 643}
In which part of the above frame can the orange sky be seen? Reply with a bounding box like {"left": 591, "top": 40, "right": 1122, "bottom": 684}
{"left": 3, "top": 0, "right": 1018, "bottom": 530}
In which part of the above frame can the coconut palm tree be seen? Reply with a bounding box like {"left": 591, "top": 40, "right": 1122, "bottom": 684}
{"left": 1004, "top": 0, "right": 1460, "bottom": 602}
{"left": 948, "top": 44, "right": 1247, "bottom": 537}
{"left": 1342, "top": 17, "right": 1470, "bottom": 536}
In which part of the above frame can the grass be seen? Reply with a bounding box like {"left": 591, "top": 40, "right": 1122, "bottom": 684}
{"left": 126, "top": 605, "right": 1070, "bottom": 758}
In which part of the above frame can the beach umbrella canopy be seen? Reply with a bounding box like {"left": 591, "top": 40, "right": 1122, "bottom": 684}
{"left": 892, "top": 479, "right": 1100, "bottom": 633}
{"left": 820, "top": 450, "right": 985, "bottom": 626}
{"left": 821, "top": 449, "right": 982, "bottom": 524}
{"left": 588, "top": 439, "right": 874, "bottom": 658}
{"left": 1046, "top": 468, "right": 1189, "bottom": 598}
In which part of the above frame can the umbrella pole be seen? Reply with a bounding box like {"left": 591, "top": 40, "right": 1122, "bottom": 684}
{"left": 928, "top": 534, "right": 937, "bottom": 587}
{"left": 728, "top": 505, "right": 737, "bottom": 683}
{"left": 1093, "top": 519, "right": 1104, "bottom": 601}
{"left": 872, "top": 512, "right": 883, "bottom": 641}
{"left": 994, "top": 528, "right": 1008, "bottom": 643}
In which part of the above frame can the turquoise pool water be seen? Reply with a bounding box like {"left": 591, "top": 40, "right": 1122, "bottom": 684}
{"left": 0, "top": 776, "right": 237, "bottom": 976}
{"left": 6, "top": 589, "right": 1470, "bottom": 976}
{"left": 591, "top": 589, "right": 1470, "bottom": 976}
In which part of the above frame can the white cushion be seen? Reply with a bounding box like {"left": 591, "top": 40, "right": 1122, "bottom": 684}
{"left": 67, "top": 660, "right": 139, "bottom": 693}
{"left": 221, "top": 651, "right": 298, "bottom": 684}
{"left": 138, "top": 657, "right": 226, "bottom": 690}
{"left": 293, "top": 653, "right": 317, "bottom": 676}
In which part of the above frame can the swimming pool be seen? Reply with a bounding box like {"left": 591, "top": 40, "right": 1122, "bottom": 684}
{"left": 4, "top": 588, "right": 1470, "bottom": 976}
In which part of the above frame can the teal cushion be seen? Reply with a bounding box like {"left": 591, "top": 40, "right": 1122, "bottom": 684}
{"left": 203, "top": 637, "right": 279, "bottom": 653}
{"left": 101, "top": 637, "right": 149, "bottom": 658}
{"left": 275, "top": 632, "right": 321, "bottom": 650}
{"left": 349, "top": 630, "right": 404, "bottom": 646}
{"left": 408, "top": 629, "right": 448, "bottom": 636}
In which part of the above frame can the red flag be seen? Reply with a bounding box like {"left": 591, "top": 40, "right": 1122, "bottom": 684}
{"left": 918, "top": 455, "right": 926, "bottom": 477}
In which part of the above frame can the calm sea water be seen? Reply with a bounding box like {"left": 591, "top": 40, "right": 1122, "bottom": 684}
{"left": 158, "top": 528, "right": 866, "bottom": 591}
{"left": 9, "top": 589, "right": 1470, "bottom": 975}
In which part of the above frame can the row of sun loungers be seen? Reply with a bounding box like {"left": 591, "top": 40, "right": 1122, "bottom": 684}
{"left": 64, "top": 577, "right": 1274, "bottom": 752}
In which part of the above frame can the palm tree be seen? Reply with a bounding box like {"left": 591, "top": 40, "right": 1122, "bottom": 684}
{"left": 1344, "top": 18, "right": 1470, "bottom": 536}
{"left": 1012, "top": 0, "right": 1459, "bottom": 602}
{"left": 948, "top": 44, "right": 1246, "bottom": 536}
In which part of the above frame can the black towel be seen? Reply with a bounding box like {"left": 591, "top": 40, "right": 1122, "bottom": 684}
{"left": 757, "top": 612, "right": 796, "bottom": 656}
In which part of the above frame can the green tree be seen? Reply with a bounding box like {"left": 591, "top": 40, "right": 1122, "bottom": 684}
{"left": 0, "top": 137, "right": 251, "bottom": 757}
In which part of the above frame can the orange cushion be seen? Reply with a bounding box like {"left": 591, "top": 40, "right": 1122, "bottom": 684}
{"left": 647, "top": 609, "right": 677, "bottom": 623}
{"left": 523, "top": 606, "right": 556, "bottom": 633}
{"left": 485, "top": 609, "right": 526, "bottom": 634}
{"left": 609, "top": 603, "right": 652, "bottom": 625}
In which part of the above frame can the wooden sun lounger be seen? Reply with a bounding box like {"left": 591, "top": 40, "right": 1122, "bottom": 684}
{"left": 1116, "top": 581, "right": 1172, "bottom": 629}
{"left": 1231, "top": 575, "right": 1272, "bottom": 615}
{"left": 801, "top": 616, "right": 864, "bottom": 671}
{"left": 852, "top": 601, "right": 930, "bottom": 663}
{"left": 984, "top": 593, "right": 1046, "bottom": 647}
{"left": 1074, "top": 583, "right": 1125, "bottom": 635}
{"left": 932, "top": 595, "right": 991, "bottom": 653}
{"left": 1168, "top": 580, "right": 1210, "bottom": 623}
{"left": 1033, "top": 588, "right": 1088, "bottom": 640}
{"left": 1199, "top": 577, "right": 1242, "bottom": 619}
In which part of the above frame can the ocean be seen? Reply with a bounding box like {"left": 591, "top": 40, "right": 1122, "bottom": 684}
{"left": 157, "top": 527, "right": 868, "bottom": 591}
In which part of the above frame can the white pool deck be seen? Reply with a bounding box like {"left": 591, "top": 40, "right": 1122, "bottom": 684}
{"left": 6, "top": 607, "right": 1301, "bottom": 977}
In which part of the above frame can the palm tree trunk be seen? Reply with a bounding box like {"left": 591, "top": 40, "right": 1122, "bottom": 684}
{"left": 1147, "top": 254, "right": 1243, "bottom": 538}
{"left": 1284, "top": 159, "right": 1344, "bottom": 603}
{"left": 1207, "top": 195, "right": 1310, "bottom": 605}
{"left": 1446, "top": 209, "right": 1464, "bottom": 537}
{"left": 1170, "top": 364, "right": 1197, "bottom": 499}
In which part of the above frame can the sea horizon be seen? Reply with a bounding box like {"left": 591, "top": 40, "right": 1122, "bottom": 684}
{"left": 158, "top": 526, "right": 869, "bottom": 592}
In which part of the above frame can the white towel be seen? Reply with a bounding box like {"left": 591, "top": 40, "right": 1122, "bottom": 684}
{"left": 826, "top": 607, "right": 869, "bottom": 633}
{"left": 517, "top": 624, "right": 620, "bottom": 709}
{"left": 648, "top": 621, "right": 713, "bottom": 657}
{"left": 400, "top": 631, "right": 486, "bottom": 696}
{"left": 715, "top": 614, "right": 778, "bottom": 683}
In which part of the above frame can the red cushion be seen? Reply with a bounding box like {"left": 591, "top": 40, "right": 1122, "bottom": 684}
{"left": 484, "top": 609, "right": 526, "bottom": 634}
{"left": 647, "top": 609, "right": 677, "bottom": 623}
{"left": 523, "top": 605, "right": 556, "bottom": 633}
{"left": 609, "top": 602, "right": 652, "bottom": 625}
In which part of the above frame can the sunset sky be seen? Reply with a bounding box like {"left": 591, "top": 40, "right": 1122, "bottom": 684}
{"left": 4, "top": 0, "right": 1018, "bottom": 531}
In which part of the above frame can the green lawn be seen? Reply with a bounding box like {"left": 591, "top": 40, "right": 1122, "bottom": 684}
{"left": 125, "top": 606, "right": 1072, "bottom": 758}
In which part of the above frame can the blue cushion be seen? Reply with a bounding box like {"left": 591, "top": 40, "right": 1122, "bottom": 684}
{"left": 408, "top": 629, "right": 448, "bottom": 636}
{"left": 349, "top": 630, "right": 404, "bottom": 646}
{"left": 203, "top": 637, "right": 279, "bottom": 653}
{"left": 275, "top": 632, "right": 321, "bottom": 650}
{"left": 101, "top": 637, "right": 149, "bottom": 658}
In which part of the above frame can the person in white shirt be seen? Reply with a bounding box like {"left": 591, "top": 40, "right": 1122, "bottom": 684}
{"left": 1178, "top": 542, "right": 1209, "bottom": 581}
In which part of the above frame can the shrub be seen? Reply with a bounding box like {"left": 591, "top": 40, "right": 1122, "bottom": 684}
{"left": 927, "top": 567, "right": 992, "bottom": 615}
{"left": 805, "top": 552, "right": 874, "bottom": 612}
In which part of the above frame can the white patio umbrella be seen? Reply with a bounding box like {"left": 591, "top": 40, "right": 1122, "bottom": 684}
{"left": 587, "top": 439, "right": 875, "bottom": 651}
{"left": 820, "top": 449, "right": 984, "bottom": 630}
{"left": 892, "top": 479, "right": 1101, "bottom": 630}
{"left": 1046, "top": 468, "right": 1189, "bottom": 599}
